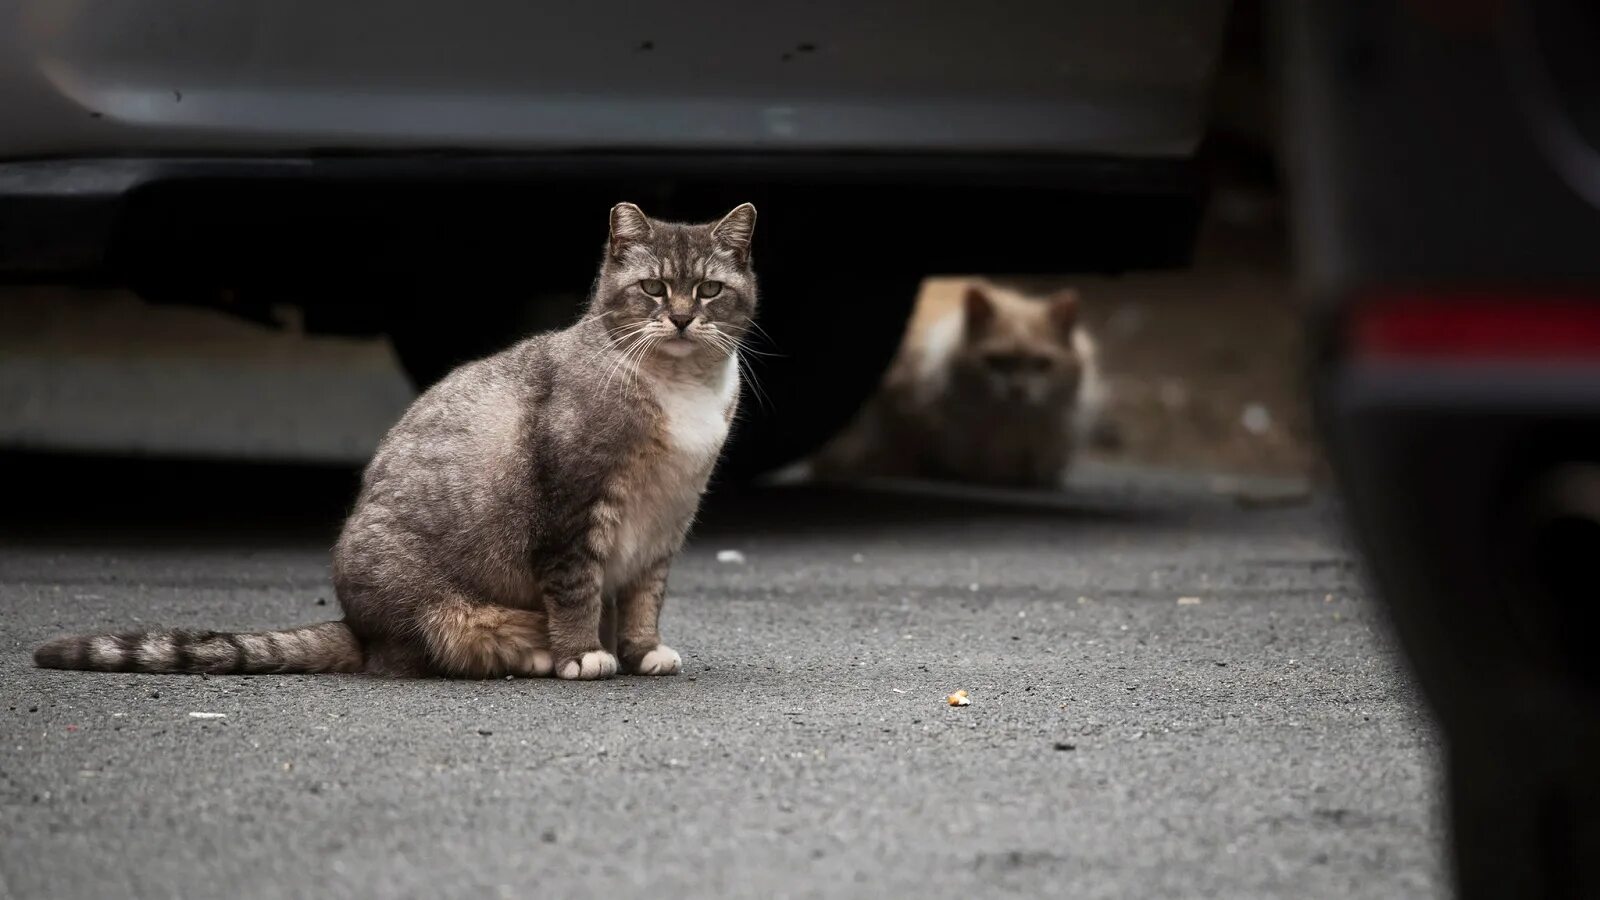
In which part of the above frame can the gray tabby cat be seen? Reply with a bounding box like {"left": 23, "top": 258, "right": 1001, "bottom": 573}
{"left": 34, "top": 202, "right": 758, "bottom": 680}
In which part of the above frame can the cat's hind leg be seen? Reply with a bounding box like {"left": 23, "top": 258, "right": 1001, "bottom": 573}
{"left": 416, "top": 593, "right": 552, "bottom": 679}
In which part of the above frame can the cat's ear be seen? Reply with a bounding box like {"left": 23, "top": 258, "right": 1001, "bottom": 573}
{"left": 712, "top": 203, "right": 757, "bottom": 263}
{"left": 609, "top": 202, "right": 653, "bottom": 258}
{"left": 963, "top": 286, "right": 996, "bottom": 339}
{"left": 1048, "top": 289, "right": 1080, "bottom": 337}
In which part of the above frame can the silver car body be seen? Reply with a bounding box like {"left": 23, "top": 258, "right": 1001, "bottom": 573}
{"left": 1, "top": 0, "right": 1230, "bottom": 159}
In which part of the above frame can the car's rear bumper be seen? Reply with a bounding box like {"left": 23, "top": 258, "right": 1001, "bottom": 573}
{"left": 0, "top": 151, "right": 1205, "bottom": 292}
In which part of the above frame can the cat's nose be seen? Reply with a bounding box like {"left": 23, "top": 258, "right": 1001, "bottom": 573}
{"left": 668, "top": 313, "right": 696, "bottom": 333}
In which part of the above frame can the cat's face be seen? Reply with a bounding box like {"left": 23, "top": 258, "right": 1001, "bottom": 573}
{"left": 952, "top": 286, "right": 1084, "bottom": 406}
{"left": 592, "top": 203, "right": 758, "bottom": 360}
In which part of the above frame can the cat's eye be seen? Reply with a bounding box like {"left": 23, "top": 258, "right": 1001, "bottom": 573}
{"left": 696, "top": 281, "right": 723, "bottom": 299}
{"left": 639, "top": 279, "right": 666, "bottom": 297}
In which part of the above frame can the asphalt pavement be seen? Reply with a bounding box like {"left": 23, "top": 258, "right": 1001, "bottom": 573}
{"left": 0, "top": 457, "right": 1443, "bottom": 899}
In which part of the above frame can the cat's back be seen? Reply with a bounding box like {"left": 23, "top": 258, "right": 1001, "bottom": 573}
{"left": 341, "top": 334, "right": 576, "bottom": 557}
{"left": 368, "top": 335, "right": 549, "bottom": 478}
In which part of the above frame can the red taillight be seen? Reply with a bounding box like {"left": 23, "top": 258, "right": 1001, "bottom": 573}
{"left": 1351, "top": 292, "right": 1600, "bottom": 361}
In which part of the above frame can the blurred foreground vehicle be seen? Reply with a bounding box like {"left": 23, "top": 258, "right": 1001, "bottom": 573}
{"left": 1287, "top": 1, "right": 1600, "bottom": 896}
{"left": 0, "top": 1, "right": 1230, "bottom": 474}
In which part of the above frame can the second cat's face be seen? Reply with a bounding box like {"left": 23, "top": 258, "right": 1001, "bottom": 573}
{"left": 953, "top": 286, "right": 1084, "bottom": 406}
{"left": 593, "top": 203, "right": 758, "bottom": 360}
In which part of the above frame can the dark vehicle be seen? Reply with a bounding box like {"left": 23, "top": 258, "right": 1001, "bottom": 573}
{"left": 1286, "top": 1, "right": 1600, "bottom": 896}
{"left": 0, "top": 1, "right": 1231, "bottom": 473}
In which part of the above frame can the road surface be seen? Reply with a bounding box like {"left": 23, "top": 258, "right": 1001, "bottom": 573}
{"left": 0, "top": 458, "right": 1441, "bottom": 899}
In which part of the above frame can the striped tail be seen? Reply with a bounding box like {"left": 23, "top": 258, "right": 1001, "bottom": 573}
{"left": 33, "top": 621, "right": 363, "bottom": 675}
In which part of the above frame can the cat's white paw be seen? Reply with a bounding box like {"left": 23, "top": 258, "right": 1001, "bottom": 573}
{"left": 634, "top": 645, "right": 682, "bottom": 676}
{"left": 527, "top": 649, "right": 553, "bottom": 677}
{"left": 557, "top": 650, "right": 618, "bottom": 680}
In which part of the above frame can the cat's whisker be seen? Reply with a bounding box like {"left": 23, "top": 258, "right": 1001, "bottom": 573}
{"left": 743, "top": 317, "right": 776, "bottom": 343}
{"left": 599, "top": 328, "right": 655, "bottom": 394}
{"left": 604, "top": 321, "right": 654, "bottom": 347}
{"left": 740, "top": 319, "right": 785, "bottom": 356}
{"left": 727, "top": 334, "right": 782, "bottom": 358}
{"left": 707, "top": 330, "right": 771, "bottom": 412}
{"left": 703, "top": 324, "right": 771, "bottom": 355}
{"left": 616, "top": 329, "right": 665, "bottom": 389}
{"left": 695, "top": 328, "right": 730, "bottom": 360}
{"left": 603, "top": 332, "right": 642, "bottom": 358}
{"left": 742, "top": 352, "right": 773, "bottom": 411}
{"left": 703, "top": 329, "right": 740, "bottom": 363}
{"left": 626, "top": 334, "right": 666, "bottom": 388}
{"left": 597, "top": 330, "right": 635, "bottom": 385}
{"left": 724, "top": 321, "right": 784, "bottom": 361}
{"left": 609, "top": 332, "right": 655, "bottom": 391}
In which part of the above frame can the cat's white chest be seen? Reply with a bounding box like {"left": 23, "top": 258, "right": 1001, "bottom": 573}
{"left": 655, "top": 357, "right": 737, "bottom": 461}
{"left": 603, "top": 356, "right": 738, "bottom": 590}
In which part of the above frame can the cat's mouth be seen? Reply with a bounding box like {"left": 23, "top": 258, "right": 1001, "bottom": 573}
{"left": 659, "top": 336, "right": 698, "bottom": 357}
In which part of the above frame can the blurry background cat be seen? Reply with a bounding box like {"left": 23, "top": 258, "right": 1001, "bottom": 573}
{"left": 815, "top": 277, "right": 1105, "bottom": 488}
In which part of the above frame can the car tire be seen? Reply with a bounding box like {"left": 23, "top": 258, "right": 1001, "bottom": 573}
{"left": 387, "top": 290, "right": 573, "bottom": 385}
{"left": 717, "top": 269, "right": 917, "bottom": 478}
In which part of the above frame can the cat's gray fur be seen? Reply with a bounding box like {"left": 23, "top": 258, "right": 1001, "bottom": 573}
{"left": 35, "top": 202, "right": 758, "bottom": 680}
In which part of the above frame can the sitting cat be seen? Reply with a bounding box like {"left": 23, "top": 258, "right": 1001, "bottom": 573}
{"left": 817, "top": 277, "right": 1104, "bottom": 488}
{"left": 35, "top": 202, "right": 759, "bottom": 679}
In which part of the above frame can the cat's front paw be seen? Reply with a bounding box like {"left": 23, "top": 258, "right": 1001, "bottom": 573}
{"left": 625, "top": 644, "right": 682, "bottom": 676}
{"left": 555, "top": 650, "right": 618, "bottom": 680}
